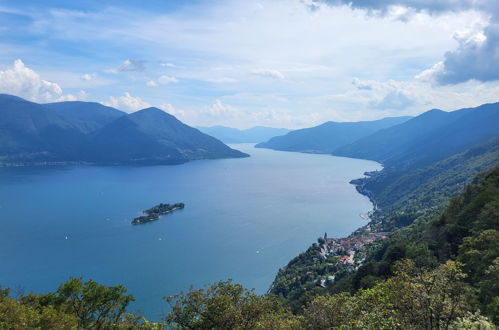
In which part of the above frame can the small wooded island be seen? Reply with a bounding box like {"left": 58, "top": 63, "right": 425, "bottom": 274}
{"left": 131, "top": 203, "right": 185, "bottom": 225}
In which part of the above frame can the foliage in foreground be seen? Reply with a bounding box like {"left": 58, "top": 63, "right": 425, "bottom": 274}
{"left": 2, "top": 259, "right": 495, "bottom": 329}
{"left": 0, "top": 278, "right": 159, "bottom": 329}
{"left": 164, "top": 260, "right": 493, "bottom": 329}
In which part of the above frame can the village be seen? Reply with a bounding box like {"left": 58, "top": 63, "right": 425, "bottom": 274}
{"left": 316, "top": 231, "right": 388, "bottom": 288}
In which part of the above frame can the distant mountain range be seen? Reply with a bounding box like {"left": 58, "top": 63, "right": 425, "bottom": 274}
{"left": 334, "top": 102, "right": 499, "bottom": 169}
{"left": 255, "top": 117, "right": 411, "bottom": 153}
{"left": 0, "top": 94, "right": 248, "bottom": 165}
{"left": 197, "top": 126, "right": 290, "bottom": 144}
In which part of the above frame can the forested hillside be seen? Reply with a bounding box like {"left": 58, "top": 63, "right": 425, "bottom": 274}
{"left": 334, "top": 102, "right": 499, "bottom": 170}
{"left": 255, "top": 116, "right": 410, "bottom": 153}
{"left": 0, "top": 94, "right": 248, "bottom": 165}
{"left": 268, "top": 128, "right": 499, "bottom": 323}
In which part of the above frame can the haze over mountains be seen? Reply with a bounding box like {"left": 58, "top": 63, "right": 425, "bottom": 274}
{"left": 255, "top": 103, "right": 499, "bottom": 171}
{"left": 2, "top": 93, "right": 498, "bottom": 169}
{"left": 0, "top": 94, "right": 248, "bottom": 165}
{"left": 197, "top": 126, "right": 290, "bottom": 144}
{"left": 255, "top": 117, "right": 411, "bottom": 153}
{"left": 334, "top": 102, "right": 499, "bottom": 169}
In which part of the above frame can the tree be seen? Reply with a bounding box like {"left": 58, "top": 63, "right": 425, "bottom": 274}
{"left": 164, "top": 280, "right": 300, "bottom": 329}
{"left": 21, "top": 278, "right": 135, "bottom": 329}
{"left": 0, "top": 295, "right": 77, "bottom": 330}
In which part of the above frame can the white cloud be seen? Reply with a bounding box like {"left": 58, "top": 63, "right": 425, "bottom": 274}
{"left": 81, "top": 73, "right": 96, "bottom": 81}
{"left": 157, "top": 75, "right": 178, "bottom": 84}
{"left": 205, "top": 77, "right": 238, "bottom": 83}
{"left": 119, "top": 59, "right": 146, "bottom": 72}
{"left": 316, "top": 77, "right": 499, "bottom": 120}
{"left": 0, "top": 59, "right": 84, "bottom": 102}
{"left": 252, "top": 69, "right": 285, "bottom": 80}
{"left": 159, "top": 103, "right": 184, "bottom": 117}
{"left": 204, "top": 99, "right": 239, "bottom": 118}
{"left": 419, "top": 23, "right": 499, "bottom": 84}
{"left": 102, "top": 92, "right": 151, "bottom": 112}
{"left": 4, "top": 0, "right": 498, "bottom": 127}
{"left": 147, "top": 74, "right": 178, "bottom": 87}
{"left": 58, "top": 90, "right": 87, "bottom": 101}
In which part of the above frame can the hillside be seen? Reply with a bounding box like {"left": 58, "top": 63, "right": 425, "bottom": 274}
{"left": 354, "top": 135, "right": 499, "bottom": 230}
{"left": 44, "top": 101, "right": 126, "bottom": 133}
{"left": 0, "top": 95, "right": 248, "bottom": 165}
{"left": 0, "top": 94, "right": 89, "bottom": 163}
{"left": 270, "top": 162, "right": 499, "bottom": 324}
{"left": 334, "top": 102, "right": 499, "bottom": 169}
{"left": 91, "top": 107, "right": 248, "bottom": 164}
{"left": 268, "top": 104, "right": 499, "bottom": 314}
{"left": 197, "top": 125, "right": 290, "bottom": 144}
{"left": 255, "top": 116, "right": 410, "bottom": 153}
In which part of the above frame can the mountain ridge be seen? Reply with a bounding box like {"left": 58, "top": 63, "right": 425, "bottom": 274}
{"left": 255, "top": 116, "right": 411, "bottom": 153}
{"left": 333, "top": 102, "right": 499, "bottom": 169}
{"left": 0, "top": 95, "right": 248, "bottom": 165}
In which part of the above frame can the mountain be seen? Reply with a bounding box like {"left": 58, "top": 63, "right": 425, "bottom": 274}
{"left": 334, "top": 103, "right": 499, "bottom": 169}
{"left": 44, "top": 101, "right": 126, "bottom": 133}
{"left": 270, "top": 130, "right": 499, "bottom": 321}
{"left": 268, "top": 102, "right": 499, "bottom": 316}
{"left": 90, "top": 107, "right": 248, "bottom": 164}
{"left": 0, "top": 94, "right": 88, "bottom": 163}
{"left": 255, "top": 116, "right": 411, "bottom": 153}
{"left": 0, "top": 95, "right": 248, "bottom": 165}
{"left": 197, "top": 126, "right": 291, "bottom": 143}
{"left": 354, "top": 135, "right": 499, "bottom": 230}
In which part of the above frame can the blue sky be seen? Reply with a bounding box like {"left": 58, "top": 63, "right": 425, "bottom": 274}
{"left": 0, "top": 0, "right": 498, "bottom": 128}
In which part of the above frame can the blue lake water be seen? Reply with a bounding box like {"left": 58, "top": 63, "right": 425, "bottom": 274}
{"left": 0, "top": 144, "right": 380, "bottom": 320}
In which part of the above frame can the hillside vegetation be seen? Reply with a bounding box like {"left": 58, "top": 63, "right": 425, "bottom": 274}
{"left": 0, "top": 94, "right": 248, "bottom": 165}
{"left": 255, "top": 116, "right": 410, "bottom": 153}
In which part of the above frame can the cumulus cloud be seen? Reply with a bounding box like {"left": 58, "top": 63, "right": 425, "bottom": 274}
{"left": 0, "top": 59, "right": 84, "bottom": 102}
{"left": 419, "top": 24, "right": 499, "bottom": 84}
{"left": 59, "top": 90, "right": 87, "bottom": 101}
{"left": 320, "top": 77, "right": 499, "bottom": 119}
{"left": 119, "top": 59, "right": 146, "bottom": 72}
{"left": 157, "top": 75, "right": 178, "bottom": 84}
{"left": 147, "top": 74, "right": 178, "bottom": 87}
{"left": 320, "top": 0, "right": 496, "bottom": 14}
{"left": 351, "top": 78, "right": 416, "bottom": 110}
{"left": 160, "top": 62, "right": 176, "bottom": 68}
{"left": 204, "top": 99, "right": 239, "bottom": 118}
{"left": 81, "top": 73, "right": 96, "bottom": 81}
{"left": 371, "top": 90, "right": 414, "bottom": 109}
{"left": 321, "top": 0, "right": 499, "bottom": 85}
{"left": 252, "top": 69, "right": 285, "bottom": 80}
{"left": 159, "top": 103, "right": 185, "bottom": 117}
{"left": 102, "top": 92, "right": 151, "bottom": 112}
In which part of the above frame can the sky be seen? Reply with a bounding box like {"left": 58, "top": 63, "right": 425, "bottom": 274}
{"left": 0, "top": 0, "right": 498, "bottom": 129}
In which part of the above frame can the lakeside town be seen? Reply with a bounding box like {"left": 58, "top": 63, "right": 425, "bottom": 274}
{"left": 316, "top": 232, "right": 388, "bottom": 287}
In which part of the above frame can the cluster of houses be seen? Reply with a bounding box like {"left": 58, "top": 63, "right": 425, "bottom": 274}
{"left": 316, "top": 231, "right": 388, "bottom": 287}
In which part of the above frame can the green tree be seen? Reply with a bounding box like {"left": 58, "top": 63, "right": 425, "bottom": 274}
{"left": 0, "top": 295, "right": 77, "bottom": 329}
{"left": 21, "top": 278, "right": 135, "bottom": 329}
{"left": 164, "top": 280, "right": 300, "bottom": 329}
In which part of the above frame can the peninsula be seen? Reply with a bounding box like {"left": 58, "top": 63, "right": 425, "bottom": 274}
{"left": 131, "top": 203, "right": 185, "bottom": 225}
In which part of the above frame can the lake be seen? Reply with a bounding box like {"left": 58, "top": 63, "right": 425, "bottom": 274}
{"left": 0, "top": 144, "right": 380, "bottom": 320}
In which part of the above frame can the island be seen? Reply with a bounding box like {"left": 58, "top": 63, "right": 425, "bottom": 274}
{"left": 131, "top": 202, "right": 185, "bottom": 225}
